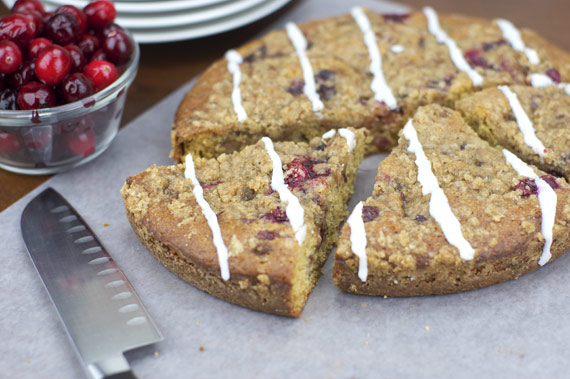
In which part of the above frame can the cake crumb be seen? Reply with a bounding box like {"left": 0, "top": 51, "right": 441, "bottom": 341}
{"left": 25, "top": 360, "right": 31, "bottom": 365}
{"left": 425, "top": 325, "right": 430, "bottom": 331}
{"left": 195, "top": 319, "right": 199, "bottom": 325}
{"left": 154, "top": 352, "right": 159, "bottom": 357}
{"left": 103, "top": 223, "right": 109, "bottom": 227}
{"left": 383, "top": 295, "right": 388, "bottom": 299}
{"left": 199, "top": 346, "right": 205, "bottom": 352}
{"left": 361, "top": 303, "right": 367, "bottom": 308}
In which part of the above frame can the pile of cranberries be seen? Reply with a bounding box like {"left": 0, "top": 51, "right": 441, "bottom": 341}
{"left": 0, "top": 0, "right": 133, "bottom": 110}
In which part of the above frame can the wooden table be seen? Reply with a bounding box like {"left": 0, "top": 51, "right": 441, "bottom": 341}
{"left": 1, "top": 0, "right": 568, "bottom": 212}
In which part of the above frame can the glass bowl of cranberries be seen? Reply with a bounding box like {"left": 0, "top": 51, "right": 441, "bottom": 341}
{"left": 0, "top": 0, "right": 139, "bottom": 174}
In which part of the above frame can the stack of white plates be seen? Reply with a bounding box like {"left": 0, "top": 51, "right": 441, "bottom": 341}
{"left": 2, "top": 0, "right": 292, "bottom": 43}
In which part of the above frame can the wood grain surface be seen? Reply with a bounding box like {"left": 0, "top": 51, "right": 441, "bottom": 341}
{"left": 0, "top": 0, "right": 568, "bottom": 211}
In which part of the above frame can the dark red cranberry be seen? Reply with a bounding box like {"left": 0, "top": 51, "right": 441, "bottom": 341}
{"left": 0, "top": 40, "right": 23, "bottom": 74}
{"left": 545, "top": 68, "right": 561, "bottom": 84}
{"left": 16, "top": 10, "right": 45, "bottom": 36}
{"left": 315, "top": 69, "right": 334, "bottom": 82}
{"left": 317, "top": 84, "right": 336, "bottom": 100}
{"left": 83, "top": 59, "right": 117, "bottom": 92}
{"left": 65, "top": 126, "right": 96, "bottom": 157}
{"left": 61, "top": 73, "right": 94, "bottom": 103}
{"left": 464, "top": 49, "right": 489, "bottom": 68}
{"left": 102, "top": 29, "right": 133, "bottom": 65}
{"left": 540, "top": 175, "right": 561, "bottom": 190}
{"left": 0, "top": 13, "right": 38, "bottom": 48}
{"left": 284, "top": 157, "right": 330, "bottom": 188}
{"left": 382, "top": 13, "right": 410, "bottom": 22}
{"left": 8, "top": 59, "right": 35, "bottom": 88}
{"left": 28, "top": 37, "right": 51, "bottom": 59}
{"left": 415, "top": 214, "right": 427, "bottom": 222}
{"left": 362, "top": 205, "right": 379, "bottom": 222}
{"left": 90, "top": 48, "right": 107, "bottom": 62}
{"left": 64, "top": 44, "right": 86, "bottom": 72}
{"left": 102, "top": 22, "right": 124, "bottom": 37}
{"left": 84, "top": 0, "right": 117, "bottom": 31}
{"left": 262, "top": 208, "right": 289, "bottom": 223}
{"left": 77, "top": 33, "right": 100, "bottom": 60}
{"left": 0, "top": 132, "right": 21, "bottom": 154}
{"left": 256, "top": 230, "right": 279, "bottom": 240}
{"left": 0, "top": 87, "right": 17, "bottom": 109}
{"left": 287, "top": 79, "right": 304, "bottom": 96}
{"left": 243, "top": 45, "right": 267, "bottom": 63}
{"left": 35, "top": 45, "right": 71, "bottom": 86}
{"left": 513, "top": 178, "right": 538, "bottom": 197}
{"left": 201, "top": 179, "right": 224, "bottom": 190}
{"left": 482, "top": 39, "right": 507, "bottom": 52}
{"left": 12, "top": 0, "right": 45, "bottom": 15}
{"left": 56, "top": 5, "right": 87, "bottom": 32}
{"left": 17, "top": 81, "right": 56, "bottom": 109}
{"left": 45, "top": 13, "right": 80, "bottom": 46}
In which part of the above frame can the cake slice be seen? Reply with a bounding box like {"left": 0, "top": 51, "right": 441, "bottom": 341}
{"left": 456, "top": 85, "right": 570, "bottom": 181}
{"left": 122, "top": 128, "right": 367, "bottom": 316}
{"left": 333, "top": 104, "right": 570, "bottom": 296}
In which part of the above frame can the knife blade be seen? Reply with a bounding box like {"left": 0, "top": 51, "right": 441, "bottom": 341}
{"left": 21, "top": 187, "right": 163, "bottom": 379}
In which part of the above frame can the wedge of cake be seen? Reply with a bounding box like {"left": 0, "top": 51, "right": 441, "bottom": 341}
{"left": 122, "top": 128, "right": 367, "bottom": 316}
{"left": 333, "top": 104, "right": 570, "bottom": 296}
{"left": 456, "top": 85, "right": 570, "bottom": 181}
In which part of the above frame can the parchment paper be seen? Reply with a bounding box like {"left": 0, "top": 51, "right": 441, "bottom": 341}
{"left": 2, "top": 1, "right": 570, "bottom": 378}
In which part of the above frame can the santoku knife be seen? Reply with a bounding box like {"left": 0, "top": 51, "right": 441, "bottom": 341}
{"left": 21, "top": 188, "right": 163, "bottom": 379}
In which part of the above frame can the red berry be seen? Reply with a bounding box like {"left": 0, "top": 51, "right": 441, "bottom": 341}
{"left": 28, "top": 37, "right": 51, "bottom": 59}
{"left": 45, "top": 13, "right": 80, "bottom": 46}
{"left": 90, "top": 48, "right": 107, "bottom": 62}
{"left": 546, "top": 68, "right": 561, "bottom": 84}
{"left": 35, "top": 45, "right": 71, "bottom": 86}
{"left": 16, "top": 10, "right": 45, "bottom": 36}
{"left": 11, "top": 0, "right": 45, "bottom": 15}
{"left": 84, "top": 1, "right": 116, "bottom": 31}
{"left": 0, "top": 132, "right": 21, "bottom": 154}
{"left": 0, "top": 40, "right": 23, "bottom": 74}
{"left": 17, "top": 81, "right": 56, "bottom": 109}
{"left": 83, "top": 60, "right": 117, "bottom": 91}
{"left": 103, "top": 29, "right": 133, "bottom": 65}
{"left": 8, "top": 59, "right": 35, "bottom": 88}
{"left": 64, "top": 44, "right": 86, "bottom": 72}
{"left": 0, "top": 13, "right": 38, "bottom": 48}
{"left": 77, "top": 33, "right": 100, "bottom": 59}
{"left": 61, "top": 72, "right": 94, "bottom": 103}
{"left": 56, "top": 5, "right": 87, "bottom": 32}
{"left": 65, "top": 126, "right": 96, "bottom": 157}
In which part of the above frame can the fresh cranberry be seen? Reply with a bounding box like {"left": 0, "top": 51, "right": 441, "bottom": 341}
{"left": 77, "top": 33, "right": 100, "bottom": 59}
{"left": 284, "top": 157, "right": 330, "bottom": 188}
{"left": 361, "top": 205, "right": 379, "bottom": 222}
{"left": 256, "top": 230, "right": 279, "bottom": 240}
{"left": 315, "top": 69, "right": 334, "bottom": 82}
{"left": 83, "top": 60, "right": 117, "bottom": 91}
{"left": 317, "top": 84, "right": 336, "bottom": 100}
{"left": 382, "top": 13, "right": 410, "bottom": 22}
{"left": 84, "top": 0, "right": 117, "bottom": 31}
{"left": 65, "top": 126, "right": 96, "bottom": 157}
{"left": 64, "top": 44, "right": 86, "bottom": 72}
{"left": 28, "top": 37, "right": 51, "bottom": 59}
{"left": 56, "top": 5, "right": 87, "bottom": 32}
{"left": 103, "top": 29, "right": 133, "bottom": 65}
{"left": 16, "top": 10, "right": 45, "bottom": 36}
{"left": 287, "top": 79, "right": 304, "bottom": 96}
{"left": 35, "top": 45, "right": 71, "bottom": 86}
{"left": 102, "top": 22, "right": 123, "bottom": 37}
{"left": 0, "top": 87, "right": 17, "bottom": 109}
{"left": 513, "top": 178, "right": 538, "bottom": 197}
{"left": 8, "top": 59, "right": 35, "bottom": 88}
{"left": 60, "top": 73, "right": 94, "bottom": 103}
{"left": 45, "top": 13, "right": 80, "bottom": 46}
{"left": 90, "top": 49, "right": 107, "bottom": 62}
{"left": 0, "top": 40, "right": 23, "bottom": 74}
{"left": 12, "top": 0, "right": 45, "bottom": 15}
{"left": 464, "top": 49, "right": 489, "bottom": 68}
{"left": 545, "top": 68, "right": 561, "bottom": 84}
{"left": 0, "top": 132, "right": 21, "bottom": 154}
{"left": 17, "top": 81, "right": 56, "bottom": 109}
{"left": 540, "top": 175, "right": 561, "bottom": 190}
{"left": 262, "top": 208, "right": 289, "bottom": 223}
{"left": 0, "top": 13, "right": 38, "bottom": 48}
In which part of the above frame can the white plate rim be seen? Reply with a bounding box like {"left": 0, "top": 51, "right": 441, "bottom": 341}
{"left": 40, "top": 0, "right": 235, "bottom": 14}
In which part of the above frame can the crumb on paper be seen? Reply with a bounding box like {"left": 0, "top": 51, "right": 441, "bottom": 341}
{"left": 364, "top": 341, "right": 368, "bottom": 345}
{"left": 304, "top": 316, "right": 309, "bottom": 322}
{"left": 361, "top": 303, "right": 367, "bottom": 308}
{"left": 154, "top": 352, "right": 159, "bottom": 357}
{"left": 383, "top": 295, "right": 388, "bottom": 299}
{"left": 25, "top": 360, "right": 31, "bottom": 365}
{"left": 103, "top": 223, "right": 109, "bottom": 227}
{"left": 425, "top": 325, "right": 430, "bottom": 331}
{"left": 195, "top": 319, "right": 199, "bottom": 325}
{"left": 367, "top": 333, "right": 370, "bottom": 337}
{"left": 199, "top": 346, "right": 205, "bottom": 352}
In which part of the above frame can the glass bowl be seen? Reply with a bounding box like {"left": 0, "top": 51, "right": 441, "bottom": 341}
{"left": 0, "top": 31, "right": 140, "bottom": 175}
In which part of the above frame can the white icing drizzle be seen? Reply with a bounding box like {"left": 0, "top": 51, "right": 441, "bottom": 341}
{"left": 423, "top": 7, "right": 483, "bottom": 87}
{"left": 497, "top": 85, "right": 546, "bottom": 157}
{"left": 402, "top": 119, "right": 475, "bottom": 260}
{"left": 347, "top": 201, "right": 368, "bottom": 281}
{"left": 285, "top": 22, "right": 324, "bottom": 113}
{"left": 225, "top": 49, "right": 247, "bottom": 122}
{"left": 496, "top": 19, "right": 540, "bottom": 65}
{"left": 391, "top": 45, "right": 404, "bottom": 53}
{"left": 321, "top": 128, "right": 356, "bottom": 152}
{"left": 351, "top": 7, "right": 398, "bottom": 109}
{"left": 184, "top": 154, "right": 230, "bottom": 280}
{"left": 502, "top": 149, "right": 556, "bottom": 266}
{"left": 261, "top": 137, "right": 307, "bottom": 245}
{"left": 529, "top": 73, "right": 570, "bottom": 95}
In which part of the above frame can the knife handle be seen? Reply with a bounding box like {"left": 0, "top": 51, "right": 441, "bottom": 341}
{"left": 86, "top": 354, "right": 136, "bottom": 379}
